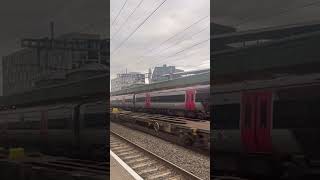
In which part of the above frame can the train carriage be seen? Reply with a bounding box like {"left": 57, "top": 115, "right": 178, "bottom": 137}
{"left": 111, "top": 84, "right": 210, "bottom": 119}
{"left": 110, "top": 94, "right": 134, "bottom": 110}
{"left": 0, "top": 100, "right": 107, "bottom": 161}
{"left": 213, "top": 73, "right": 320, "bottom": 175}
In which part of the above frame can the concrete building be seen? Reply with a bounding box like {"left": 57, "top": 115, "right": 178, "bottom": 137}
{"left": 151, "top": 64, "right": 184, "bottom": 83}
{"left": 2, "top": 33, "right": 108, "bottom": 96}
{"left": 111, "top": 72, "right": 145, "bottom": 92}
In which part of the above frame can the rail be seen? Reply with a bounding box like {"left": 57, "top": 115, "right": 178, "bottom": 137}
{"left": 110, "top": 130, "right": 203, "bottom": 180}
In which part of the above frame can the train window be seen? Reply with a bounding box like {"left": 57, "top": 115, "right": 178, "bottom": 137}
{"left": 83, "top": 112, "right": 106, "bottom": 128}
{"left": 273, "top": 99, "right": 320, "bottom": 128}
{"left": 196, "top": 92, "right": 209, "bottom": 102}
{"left": 213, "top": 104, "right": 240, "bottom": 129}
{"left": 136, "top": 97, "right": 145, "bottom": 102}
{"left": 7, "top": 122, "right": 24, "bottom": 129}
{"left": 151, "top": 95, "right": 185, "bottom": 102}
{"left": 23, "top": 121, "right": 41, "bottom": 129}
{"left": 48, "top": 118, "right": 69, "bottom": 129}
{"left": 110, "top": 100, "right": 122, "bottom": 103}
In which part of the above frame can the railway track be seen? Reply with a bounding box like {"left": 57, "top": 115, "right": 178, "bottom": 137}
{"left": 111, "top": 109, "right": 210, "bottom": 153}
{"left": 110, "top": 130, "right": 203, "bottom": 180}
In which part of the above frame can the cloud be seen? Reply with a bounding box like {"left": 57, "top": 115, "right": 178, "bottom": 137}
{"left": 110, "top": 0, "right": 210, "bottom": 78}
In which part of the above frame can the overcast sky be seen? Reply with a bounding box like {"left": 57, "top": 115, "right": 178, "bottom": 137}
{"left": 213, "top": 0, "right": 320, "bottom": 31}
{"left": 110, "top": 0, "right": 210, "bottom": 79}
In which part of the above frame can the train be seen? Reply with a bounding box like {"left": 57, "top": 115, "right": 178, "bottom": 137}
{"left": 0, "top": 99, "right": 107, "bottom": 161}
{"left": 213, "top": 73, "right": 320, "bottom": 176}
{"left": 110, "top": 84, "right": 210, "bottom": 120}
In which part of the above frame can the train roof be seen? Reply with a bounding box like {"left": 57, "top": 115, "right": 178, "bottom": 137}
{"left": 0, "top": 74, "right": 107, "bottom": 107}
{"left": 110, "top": 71, "right": 209, "bottom": 96}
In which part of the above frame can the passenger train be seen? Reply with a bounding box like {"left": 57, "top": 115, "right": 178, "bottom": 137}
{"left": 0, "top": 100, "right": 107, "bottom": 161}
{"left": 213, "top": 73, "right": 320, "bottom": 176}
{"left": 110, "top": 84, "right": 210, "bottom": 119}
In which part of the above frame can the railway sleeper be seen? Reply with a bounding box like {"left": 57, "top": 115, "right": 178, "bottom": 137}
{"left": 167, "top": 175, "right": 183, "bottom": 180}
{"left": 139, "top": 166, "right": 170, "bottom": 179}
{"left": 138, "top": 166, "right": 163, "bottom": 176}
{"left": 131, "top": 161, "right": 157, "bottom": 170}
{"left": 126, "top": 157, "right": 150, "bottom": 165}
{"left": 146, "top": 170, "right": 174, "bottom": 180}
{"left": 115, "top": 149, "right": 137, "bottom": 155}
{"left": 121, "top": 154, "right": 142, "bottom": 161}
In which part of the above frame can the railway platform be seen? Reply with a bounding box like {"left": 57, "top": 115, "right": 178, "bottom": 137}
{"left": 110, "top": 151, "right": 140, "bottom": 180}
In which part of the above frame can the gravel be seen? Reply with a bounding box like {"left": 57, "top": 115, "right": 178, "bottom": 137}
{"left": 111, "top": 122, "right": 210, "bottom": 180}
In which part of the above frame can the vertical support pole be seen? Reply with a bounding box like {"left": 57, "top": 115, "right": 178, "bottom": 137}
{"left": 40, "top": 110, "right": 48, "bottom": 137}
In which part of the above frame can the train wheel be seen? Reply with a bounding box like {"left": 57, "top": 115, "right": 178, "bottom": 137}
{"left": 281, "top": 162, "right": 303, "bottom": 179}
{"left": 281, "top": 156, "right": 308, "bottom": 179}
{"left": 197, "top": 113, "right": 206, "bottom": 120}
{"left": 179, "top": 135, "right": 194, "bottom": 146}
{"left": 153, "top": 122, "right": 160, "bottom": 132}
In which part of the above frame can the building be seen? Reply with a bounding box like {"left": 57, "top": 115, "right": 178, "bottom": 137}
{"left": 2, "top": 33, "right": 108, "bottom": 96}
{"left": 151, "top": 64, "right": 184, "bottom": 83}
{"left": 111, "top": 72, "right": 145, "bottom": 92}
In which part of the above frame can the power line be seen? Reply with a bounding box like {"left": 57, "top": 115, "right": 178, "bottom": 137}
{"left": 135, "top": 15, "right": 209, "bottom": 64}
{"left": 138, "top": 44, "right": 206, "bottom": 73}
{"left": 152, "top": 38, "right": 210, "bottom": 67}
{"left": 111, "top": 0, "right": 129, "bottom": 27}
{"left": 111, "top": 0, "right": 168, "bottom": 56}
{"left": 141, "top": 37, "right": 207, "bottom": 67}
{"left": 144, "top": 15, "right": 209, "bottom": 55}
{"left": 111, "top": 0, "right": 145, "bottom": 40}
{"left": 175, "top": 58, "right": 210, "bottom": 68}
{"left": 234, "top": 0, "right": 320, "bottom": 28}
{"left": 151, "top": 24, "right": 209, "bottom": 57}
{"left": 156, "top": 44, "right": 206, "bottom": 62}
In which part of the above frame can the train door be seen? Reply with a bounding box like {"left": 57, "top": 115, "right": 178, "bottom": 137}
{"left": 40, "top": 110, "right": 48, "bottom": 150}
{"left": 145, "top": 93, "right": 151, "bottom": 108}
{"left": 241, "top": 91, "right": 272, "bottom": 153}
{"left": 185, "top": 89, "right": 196, "bottom": 111}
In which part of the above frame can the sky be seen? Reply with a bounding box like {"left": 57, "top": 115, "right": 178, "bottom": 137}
{"left": 110, "top": 0, "right": 210, "bottom": 79}
{"left": 213, "top": 0, "right": 320, "bottom": 31}
{"left": 0, "top": 0, "right": 108, "bottom": 95}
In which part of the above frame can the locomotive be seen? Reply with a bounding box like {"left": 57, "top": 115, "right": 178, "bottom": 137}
{"left": 213, "top": 73, "right": 320, "bottom": 176}
{"left": 110, "top": 84, "right": 210, "bottom": 120}
{"left": 0, "top": 100, "right": 107, "bottom": 161}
